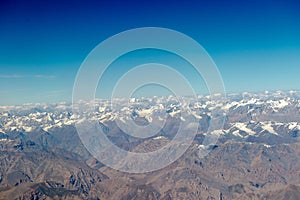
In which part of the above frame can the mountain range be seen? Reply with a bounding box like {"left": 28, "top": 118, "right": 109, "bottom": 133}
{"left": 0, "top": 90, "right": 299, "bottom": 199}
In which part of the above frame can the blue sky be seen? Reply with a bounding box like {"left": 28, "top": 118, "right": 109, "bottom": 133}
{"left": 0, "top": 0, "right": 300, "bottom": 105}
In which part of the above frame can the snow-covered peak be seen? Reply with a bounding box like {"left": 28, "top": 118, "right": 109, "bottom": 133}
{"left": 0, "top": 91, "right": 299, "bottom": 140}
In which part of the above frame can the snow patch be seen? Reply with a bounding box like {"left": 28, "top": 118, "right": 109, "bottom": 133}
{"left": 261, "top": 123, "right": 278, "bottom": 135}
{"left": 234, "top": 122, "right": 256, "bottom": 135}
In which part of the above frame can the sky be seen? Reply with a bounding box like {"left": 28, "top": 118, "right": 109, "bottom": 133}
{"left": 0, "top": 0, "right": 300, "bottom": 105}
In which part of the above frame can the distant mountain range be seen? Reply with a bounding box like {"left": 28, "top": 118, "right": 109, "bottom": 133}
{"left": 0, "top": 91, "right": 299, "bottom": 199}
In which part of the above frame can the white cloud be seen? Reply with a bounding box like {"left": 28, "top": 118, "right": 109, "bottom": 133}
{"left": 0, "top": 74, "right": 24, "bottom": 78}
{"left": 0, "top": 74, "right": 56, "bottom": 79}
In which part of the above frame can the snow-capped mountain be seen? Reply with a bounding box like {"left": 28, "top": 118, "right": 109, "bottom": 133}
{"left": 0, "top": 91, "right": 300, "bottom": 200}
{"left": 0, "top": 91, "right": 299, "bottom": 144}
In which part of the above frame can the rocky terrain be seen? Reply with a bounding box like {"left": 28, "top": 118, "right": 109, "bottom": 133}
{"left": 0, "top": 90, "right": 299, "bottom": 199}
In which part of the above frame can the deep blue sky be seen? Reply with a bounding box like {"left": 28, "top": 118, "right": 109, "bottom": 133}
{"left": 0, "top": 0, "right": 300, "bottom": 105}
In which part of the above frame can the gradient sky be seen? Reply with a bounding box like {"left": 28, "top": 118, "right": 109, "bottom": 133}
{"left": 0, "top": 0, "right": 300, "bottom": 105}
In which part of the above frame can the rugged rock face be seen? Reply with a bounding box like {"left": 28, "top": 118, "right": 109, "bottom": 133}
{"left": 0, "top": 138, "right": 108, "bottom": 200}
{"left": 0, "top": 91, "right": 300, "bottom": 199}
